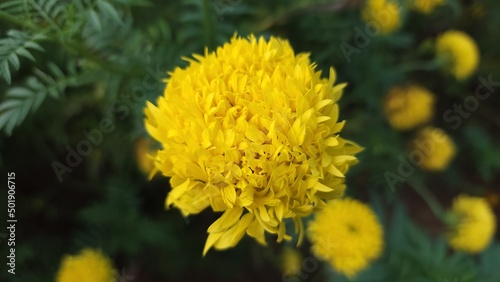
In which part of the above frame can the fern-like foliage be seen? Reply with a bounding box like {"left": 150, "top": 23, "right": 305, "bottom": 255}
{"left": 0, "top": 62, "right": 98, "bottom": 135}
{"left": 0, "top": 30, "right": 46, "bottom": 84}
{"left": 178, "top": 0, "right": 254, "bottom": 54}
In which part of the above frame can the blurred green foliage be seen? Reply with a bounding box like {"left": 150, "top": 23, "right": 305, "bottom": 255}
{"left": 0, "top": 0, "right": 499, "bottom": 281}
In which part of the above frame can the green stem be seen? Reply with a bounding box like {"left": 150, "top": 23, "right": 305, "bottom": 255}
{"left": 416, "top": 38, "right": 434, "bottom": 56}
{"left": 0, "top": 11, "right": 31, "bottom": 28}
{"left": 201, "top": 0, "right": 215, "bottom": 50}
{"left": 408, "top": 181, "right": 447, "bottom": 222}
{"left": 400, "top": 57, "right": 446, "bottom": 73}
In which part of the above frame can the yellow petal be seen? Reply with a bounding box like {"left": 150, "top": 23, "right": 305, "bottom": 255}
{"left": 222, "top": 185, "right": 237, "bottom": 208}
{"left": 314, "top": 181, "right": 335, "bottom": 192}
{"left": 166, "top": 178, "right": 196, "bottom": 206}
{"left": 323, "top": 137, "right": 339, "bottom": 147}
{"left": 203, "top": 232, "right": 224, "bottom": 256}
{"left": 247, "top": 218, "right": 266, "bottom": 245}
{"left": 214, "top": 213, "right": 254, "bottom": 250}
{"left": 207, "top": 207, "right": 243, "bottom": 233}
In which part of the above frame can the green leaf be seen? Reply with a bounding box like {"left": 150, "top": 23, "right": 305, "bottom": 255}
{"left": 0, "top": 99, "right": 23, "bottom": 111}
{"left": 16, "top": 47, "right": 36, "bottom": 61}
{"left": 48, "top": 63, "right": 64, "bottom": 79}
{"left": 1, "top": 61, "right": 12, "bottom": 84}
{"left": 0, "top": 109, "right": 15, "bottom": 130}
{"left": 7, "top": 54, "right": 20, "bottom": 70}
{"left": 4, "top": 108, "right": 20, "bottom": 135}
{"left": 0, "top": 30, "right": 46, "bottom": 84}
{"left": 88, "top": 10, "right": 102, "bottom": 31}
{"left": 97, "top": 1, "right": 123, "bottom": 25}
{"left": 7, "top": 87, "right": 33, "bottom": 98}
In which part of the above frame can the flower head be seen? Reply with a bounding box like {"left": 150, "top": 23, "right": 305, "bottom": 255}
{"left": 412, "top": 127, "right": 455, "bottom": 171}
{"left": 446, "top": 195, "right": 496, "bottom": 253}
{"left": 56, "top": 248, "right": 115, "bottom": 282}
{"left": 384, "top": 85, "right": 435, "bottom": 130}
{"left": 435, "top": 30, "right": 480, "bottom": 80}
{"left": 410, "top": 0, "right": 445, "bottom": 14}
{"left": 145, "top": 34, "right": 361, "bottom": 255}
{"left": 362, "top": 0, "right": 401, "bottom": 35}
{"left": 307, "top": 198, "right": 384, "bottom": 277}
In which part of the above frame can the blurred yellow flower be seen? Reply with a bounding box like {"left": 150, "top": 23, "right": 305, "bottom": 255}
{"left": 410, "top": 0, "right": 445, "bottom": 14}
{"left": 446, "top": 195, "right": 496, "bottom": 253}
{"left": 56, "top": 248, "right": 115, "bottom": 282}
{"left": 384, "top": 85, "right": 435, "bottom": 130}
{"left": 362, "top": 0, "right": 401, "bottom": 35}
{"left": 145, "top": 34, "right": 362, "bottom": 255}
{"left": 282, "top": 247, "right": 302, "bottom": 276}
{"left": 412, "top": 127, "right": 455, "bottom": 171}
{"left": 436, "top": 30, "right": 480, "bottom": 80}
{"left": 135, "top": 138, "right": 157, "bottom": 178}
{"left": 307, "top": 198, "right": 383, "bottom": 278}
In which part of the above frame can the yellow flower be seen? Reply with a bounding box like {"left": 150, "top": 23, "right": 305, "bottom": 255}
{"left": 384, "top": 85, "right": 435, "bottom": 130}
{"left": 307, "top": 198, "right": 383, "bottom": 278}
{"left": 56, "top": 248, "right": 115, "bottom": 282}
{"left": 362, "top": 0, "right": 401, "bottom": 35}
{"left": 446, "top": 195, "right": 496, "bottom": 254}
{"left": 435, "top": 30, "right": 480, "bottom": 80}
{"left": 135, "top": 138, "right": 158, "bottom": 178}
{"left": 411, "top": 127, "right": 455, "bottom": 171}
{"left": 144, "top": 34, "right": 362, "bottom": 255}
{"left": 410, "top": 0, "right": 445, "bottom": 14}
{"left": 282, "top": 247, "right": 302, "bottom": 276}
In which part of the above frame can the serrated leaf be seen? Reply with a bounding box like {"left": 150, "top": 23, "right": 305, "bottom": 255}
{"left": 26, "top": 76, "right": 44, "bottom": 89}
{"left": 48, "top": 88, "right": 59, "bottom": 98}
{"left": 7, "top": 87, "right": 33, "bottom": 98}
{"left": 0, "top": 1, "right": 24, "bottom": 10}
{"left": 44, "top": 0, "right": 60, "bottom": 17}
{"left": 88, "top": 10, "right": 103, "bottom": 31}
{"left": 7, "top": 54, "right": 20, "bottom": 70}
{"left": 31, "top": 33, "right": 47, "bottom": 42}
{"left": 48, "top": 63, "right": 64, "bottom": 78}
{"left": 1, "top": 61, "right": 12, "bottom": 84}
{"left": 97, "top": 1, "right": 123, "bottom": 25}
{"left": 0, "top": 110, "right": 15, "bottom": 131}
{"left": 0, "top": 99, "right": 23, "bottom": 111}
{"left": 33, "top": 90, "right": 46, "bottom": 111}
{"left": 7, "top": 30, "right": 24, "bottom": 37}
{"left": 24, "top": 41, "right": 44, "bottom": 51}
{"left": 37, "top": 70, "right": 56, "bottom": 85}
{"left": 4, "top": 108, "right": 20, "bottom": 135}
{"left": 16, "top": 98, "right": 33, "bottom": 125}
{"left": 15, "top": 47, "right": 35, "bottom": 61}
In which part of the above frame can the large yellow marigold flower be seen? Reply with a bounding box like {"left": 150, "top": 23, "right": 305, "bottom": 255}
{"left": 410, "top": 0, "right": 445, "bottom": 14}
{"left": 435, "top": 30, "right": 480, "bottom": 80}
{"left": 56, "top": 248, "right": 115, "bottom": 282}
{"left": 446, "top": 195, "right": 496, "bottom": 254}
{"left": 384, "top": 85, "right": 435, "bottom": 130}
{"left": 307, "top": 198, "right": 384, "bottom": 278}
{"left": 411, "top": 127, "right": 455, "bottom": 171}
{"left": 362, "top": 0, "right": 401, "bottom": 35}
{"left": 145, "top": 34, "right": 362, "bottom": 255}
